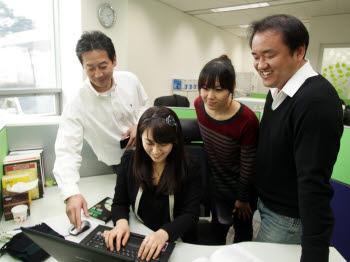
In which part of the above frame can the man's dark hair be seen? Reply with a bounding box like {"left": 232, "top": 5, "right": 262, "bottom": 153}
{"left": 249, "top": 14, "right": 309, "bottom": 57}
{"left": 75, "top": 31, "right": 115, "bottom": 65}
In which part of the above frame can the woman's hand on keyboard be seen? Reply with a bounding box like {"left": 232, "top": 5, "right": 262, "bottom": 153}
{"left": 103, "top": 219, "right": 130, "bottom": 252}
{"left": 138, "top": 229, "right": 169, "bottom": 261}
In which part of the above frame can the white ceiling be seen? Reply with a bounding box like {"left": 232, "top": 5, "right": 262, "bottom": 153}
{"left": 156, "top": 0, "right": 350, "bottom": 38}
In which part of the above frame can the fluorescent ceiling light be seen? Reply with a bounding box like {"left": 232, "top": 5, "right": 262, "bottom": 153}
{"left": 211, "top": 2, "right": 270, "bottom": 12}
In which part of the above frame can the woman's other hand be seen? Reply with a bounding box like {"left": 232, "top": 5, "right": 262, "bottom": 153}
{"left": 138, "top": 229, "right": 169, "bottom": 261}
{"left": 103, "top": 219, "right": 130, "bottom": 251}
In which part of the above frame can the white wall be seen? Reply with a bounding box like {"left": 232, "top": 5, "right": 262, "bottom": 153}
{"left": 81, "top": 0, "right": 129, "bottom": 70}
{"left": 308, "top": 14, "right": 350, "bottom": 72}
{"left": 127, "top": 0, "right": 248, "bottom": 106}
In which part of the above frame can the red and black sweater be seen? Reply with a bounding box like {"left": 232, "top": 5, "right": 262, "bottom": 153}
{"left": 194, "top": 97, "right": 259, "bottom": 202}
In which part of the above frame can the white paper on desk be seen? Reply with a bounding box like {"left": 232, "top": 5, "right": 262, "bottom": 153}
{"left": 191, "top": 258, "right": 210, "bottom": 262}
{"left": 42, "top": 213, "right": 101, "bottom": 243}
{"left": 192, "top": 244, "right": 263, "bottom": 262}
{"left": 42, "top": 213, "right": 73, "bottom": 237}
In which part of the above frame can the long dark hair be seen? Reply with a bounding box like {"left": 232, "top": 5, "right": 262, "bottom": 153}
{"left": 133, "top": 106, "right": 186, "bottom": 195}
{"left": 198, "top": 55, "right": 236, "bottom": 97}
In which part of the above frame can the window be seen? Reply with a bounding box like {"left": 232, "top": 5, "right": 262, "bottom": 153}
{"left": 0, "top": 0, "right": 60, "bottom": 116}
{"left": 319, "top": 44, "right": 350, "bottom": 100}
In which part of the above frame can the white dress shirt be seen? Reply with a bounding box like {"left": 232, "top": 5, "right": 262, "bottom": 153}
{"left": 53, "top": 71, "right": 149, "bottom": 200}
{"left": 270, "top": 61, "right": 318, "bottom": 110}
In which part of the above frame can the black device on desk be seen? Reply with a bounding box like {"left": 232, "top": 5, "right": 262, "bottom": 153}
{"left": 21, "top": 225, "right": 175, "bottom": 262}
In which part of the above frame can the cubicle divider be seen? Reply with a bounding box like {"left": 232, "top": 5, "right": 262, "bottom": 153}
{"left": 343, "top": 99, "right": 350, "bottom": 106}
{"left": 250, "top": 93, "right": 267, "bottom": 99}
{"left": 331, "top": 128, "right": 350, "bottom": 185}
{"left": 171, "top": 108, "right": 197, "bottom": 119}
{"left": 330, "top": 127, "right": 350, "bottom": 261}
{"left": 172, "top": 107, "right": 263, "bottom": 125}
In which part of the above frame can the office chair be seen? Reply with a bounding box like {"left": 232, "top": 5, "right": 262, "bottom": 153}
{"left": 179, "top": 118, "right": 210, "bottom": 217}
{"left": 180, "top": 118, "right": 235, "bottom": 244}
{"left": 154, "top": 94, "right": 190, "bottom": 107}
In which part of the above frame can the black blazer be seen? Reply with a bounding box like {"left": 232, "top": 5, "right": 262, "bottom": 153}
{"left": 111, "top": 150, "right": 202, "bottom": 242}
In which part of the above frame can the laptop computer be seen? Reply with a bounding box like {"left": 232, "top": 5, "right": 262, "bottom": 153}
{"left": 21, "top": 224, "right": 176, "bottom": 262}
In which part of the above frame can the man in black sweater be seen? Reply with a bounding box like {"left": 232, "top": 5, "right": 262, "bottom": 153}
{"left": 249, "top": 14, "right": 344, "bottom": 261}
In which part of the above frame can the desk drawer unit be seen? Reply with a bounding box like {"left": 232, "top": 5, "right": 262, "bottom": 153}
{"left": 3, "top": 191, "right": 30, "bottom": 220}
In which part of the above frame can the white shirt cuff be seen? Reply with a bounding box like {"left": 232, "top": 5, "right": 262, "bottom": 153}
{"left": 59, "top": 183, "right": 81, "bottom": 203}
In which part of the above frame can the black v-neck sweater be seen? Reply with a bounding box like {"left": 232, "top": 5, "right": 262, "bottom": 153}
{"left": 254, "top": 75, "right": 344, "bottom": 262}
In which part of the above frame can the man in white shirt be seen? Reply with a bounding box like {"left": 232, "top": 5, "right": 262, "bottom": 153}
{"left": 53, "top": 31, "right": 149, "bottom": 231}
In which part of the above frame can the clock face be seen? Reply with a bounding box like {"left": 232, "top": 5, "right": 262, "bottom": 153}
{"left": 98, "top": 4, "right": 116, "bottom": 28}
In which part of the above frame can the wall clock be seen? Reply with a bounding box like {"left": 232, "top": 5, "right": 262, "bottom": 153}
{"left": 98, "top": 3, "right": 116, "bottom": 28}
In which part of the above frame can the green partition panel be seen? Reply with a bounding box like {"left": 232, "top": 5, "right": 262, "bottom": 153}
{"left": 343, "top": 99, "right": 350, "bottom": 106}
{"left": 332, "top": 128, "right": 350, "bottom": 185}
{"left": 172, "top": 107, "right": 263, "bottom": 122}
{"left": 0, "top": 127, "right": 8, "bottom": 218}
{"left": 171, "top": 108, "right": 197, "bottom": 119}
{"left": 251, "top": 93, "right": 267, "bottom": 99}
{"left": 254, "top": 112, "right": 261, "bottom": 121}
{"left": 172, "top": 107, "right": 265, "bottom": 121}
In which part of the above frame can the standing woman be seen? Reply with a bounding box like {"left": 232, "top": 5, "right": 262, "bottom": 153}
{"left": 104, "top": 106, "right": 201, "bottom": 261}
{"left": 194, "top": 55, "right": 259, "bottom": 244}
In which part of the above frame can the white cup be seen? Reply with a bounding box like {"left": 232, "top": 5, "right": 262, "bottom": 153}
{"left": 11, "top": 204, "right": 28, "bottom": 224}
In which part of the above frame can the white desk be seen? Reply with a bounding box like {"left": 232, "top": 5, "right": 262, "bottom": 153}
{"left": 0, "top": 174, "right": 346, "bottom": 262}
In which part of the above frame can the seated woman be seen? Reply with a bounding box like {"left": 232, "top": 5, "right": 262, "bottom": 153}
{"left": 104, "top": 106, "right": 201, "bottom": 261}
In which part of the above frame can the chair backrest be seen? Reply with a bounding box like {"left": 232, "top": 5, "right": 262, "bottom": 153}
{"left": 178, "top": 118, "right": 210, "bottom": 218}
{"left": 154, "top": 95, "right": 190, "bottom": 107}
{"left": 179, "top": 118, "right": 202, "bottom": 144}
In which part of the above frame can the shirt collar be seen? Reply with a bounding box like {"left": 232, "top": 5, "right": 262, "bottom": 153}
{"left": 270, "top": 60, "right": 318, "bottom": 98}
{"left": 86, "top": 77, "right": 116, "bottom": 97}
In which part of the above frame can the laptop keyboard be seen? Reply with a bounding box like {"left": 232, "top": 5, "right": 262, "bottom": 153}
{"left": 85, "top": 229, "right": 160, "bottom": 262}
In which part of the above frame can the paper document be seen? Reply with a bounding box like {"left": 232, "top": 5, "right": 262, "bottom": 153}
{"left": 42, "top": 213, "right": 101, "bottom": 242}
{"left": 192, "top": 244, "right": 263, "bottom": 262}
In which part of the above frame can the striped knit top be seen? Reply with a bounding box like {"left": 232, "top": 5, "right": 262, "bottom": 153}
{"left": 194, "top": 97, "right": 259, "bottom": 202}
